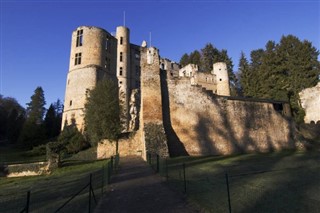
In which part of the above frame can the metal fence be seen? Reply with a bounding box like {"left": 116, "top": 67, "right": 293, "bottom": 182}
{"left": 146, "top": 152, "right": 320, "bottom": 213}
{"left": 1, "top": 154, "right": 120, "bottom": 213}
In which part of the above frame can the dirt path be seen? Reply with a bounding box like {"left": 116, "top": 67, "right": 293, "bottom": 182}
{"left": 94, "top": 156, "right": 200, "bottom": 213}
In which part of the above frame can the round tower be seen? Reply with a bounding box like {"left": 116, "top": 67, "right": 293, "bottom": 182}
{"left": 212, "top": 62, "right": 230, "bottom": 96}
{"left": 116, "top": 26, "right": 130, "bottom": 130}
{"left": 62, "top": 26, "right": 110, "bottom": 131}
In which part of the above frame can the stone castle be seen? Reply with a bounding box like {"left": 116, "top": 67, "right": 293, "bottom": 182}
{"left": 62, "top": 25, "right": 295, "bottom": 158}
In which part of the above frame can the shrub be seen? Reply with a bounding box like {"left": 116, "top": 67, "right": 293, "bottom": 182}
{"left": 58, "top": 125, "right": 90, "bottom": 154}
{"left": 24, "top": 144, "right": 47, "bottom": 156}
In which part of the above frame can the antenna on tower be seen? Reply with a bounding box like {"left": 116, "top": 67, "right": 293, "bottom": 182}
{"left": 123, "top": 11, "right": 126, "bottom": 27}
{"left": 149, "top": 32, "right": 152, "bottom": 47}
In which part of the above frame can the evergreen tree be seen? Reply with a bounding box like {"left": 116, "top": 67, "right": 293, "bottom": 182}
{"left": 242, "top": 35, "right": 320, "bottom": 123}
{"left": 26, "top": 87, "right": 46, "bottom": 124}
{"left": 19, "top": 87, "right": 46, "bottom": 148}
{"left": 238, "top": 52, "right": 250, "bottom": 96}
{"left": 276, "top": 35, "right": 320, "bottom": 122}
{"left": 189, "top": 50, "right": 201, "bottom": 67}
{"left": 249, "top": 49, "right": 265, "bottom": 97}
{"left": 44, "top": 104, "right": 56, "bottom": 138}
{"left": 84, "top": 79, "right": 121, "bottom": 146}
{"left": 179, "top": 53, "right": 190, "bottom": 67}
{"left": 200, "top": 43, "right": 219, "bottom": 72}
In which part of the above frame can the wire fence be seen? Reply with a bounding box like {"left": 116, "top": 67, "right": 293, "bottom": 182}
{"left": 147, "top": 152, "right": 320, "bottom": 213}
{"left": 0, "top": 154, "right": 120, "bottom": 213}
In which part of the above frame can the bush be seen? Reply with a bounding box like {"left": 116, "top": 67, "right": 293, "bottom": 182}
{"left": 58, "top": 125, "right": 90, "bottom": 154}
{"left": 24, "top": 144, "right": 47, "bottom": 157}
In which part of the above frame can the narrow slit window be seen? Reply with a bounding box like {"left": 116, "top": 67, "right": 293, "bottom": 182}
{"left": 120, "top": 52, "right": 123, "bottom": 62}
{"left": 69, "top": 100, "right": 72, "bottom": 106}
{"left": 120, "top": 37, "right": 123, "bottom": 45}
{"left": 120, "top": 67, "right": 123, "bottom": 76}
{"left": 76, "top": 29, "right": 83, "bottom": 47}
{"left": 105, "top": 38, "right": 109, "bottom": 50}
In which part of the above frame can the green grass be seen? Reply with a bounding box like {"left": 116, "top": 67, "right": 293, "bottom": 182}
{"left": 0, "top": 159, "right": 110, "bottom": 213}
{"left": 162, "top": 151, "right": 320, "bottom": 213}
{"left": 0, "top": 146, "right": 46, "bottom": 164}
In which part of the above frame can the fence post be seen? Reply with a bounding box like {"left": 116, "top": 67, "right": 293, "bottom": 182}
{"left": 165, "top": 158, "right": 168, "bottom": 181}
{"left": 110, "top": 156, "right": 114, "bottom": 173}
{"left": 149, "top": 153, "right": 152, "bottom": 166}
{"left": 115, "top": 154, "right": 119, "bottom": 169}
{"left": 88, "top": 174, "right": 92, "bottom": 213}
{"left": 107, "top": 161, "right": 111, "bottom": 185}
{"left": 225, "top": 173, "right": 232, "bottom": 213}
{"left": 101, "top": 166, "right": 105, "bottom": 195}
{"left": 183, "top": 163, "right": 187, "bottom": 193}
{"left": 25, "top": 191, "right": 30, "bottom": 213}
{"left": 156, "top": 154, "right": 159, "bottom": 173}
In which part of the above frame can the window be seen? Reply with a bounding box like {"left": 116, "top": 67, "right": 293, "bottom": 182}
{"left": 119, "top": 67, "right": 123, "bottom": 76}
{"left": 119, "top": 81, "right": 122, "bottom": 84}
{"left": 120, "top": 52, "right": 123, "bottom": 62}
{"left": 120, "top": 37, "right": 123, "bottom": 45}
{"left": 171, "top": 63, "right": 174, "bottom": 69}
{"left": 105, "top": 39, "right": 109, "bottom": 50}
{"left": 75, "top": 53, "right": 82, "bottom": 65}
{"left": 76, "top": 29, "right": 83, "bottom": 47}
{"left": 219, "top": 78, "right": 222, "bottom": 81}
{"left": 69, "top": 100, "right": 72, "bottom": 106}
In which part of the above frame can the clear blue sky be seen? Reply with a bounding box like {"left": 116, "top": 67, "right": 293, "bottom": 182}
{"left": 1, "top": 0, "right": 319, "bottom": 109}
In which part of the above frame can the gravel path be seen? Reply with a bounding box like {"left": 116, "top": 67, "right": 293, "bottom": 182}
{"left": 94, "top": 156, "right": 200, "bottom": 213}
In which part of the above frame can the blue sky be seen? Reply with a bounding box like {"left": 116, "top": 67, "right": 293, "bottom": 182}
{"left": 1, "top": 0, "right": 319, "bottom": 108}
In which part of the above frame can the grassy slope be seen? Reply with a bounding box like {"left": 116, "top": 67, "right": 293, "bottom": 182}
{"left": 0, "top": 159, "right": 109, "bottom": 213}
{"left": 165, "top": 151, "right": 320, "bottom": 213}
{"left": 0, "top": 146, "right": 46, "bottom": 164}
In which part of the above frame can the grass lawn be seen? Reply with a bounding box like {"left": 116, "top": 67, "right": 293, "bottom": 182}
{"left": 162, "top": 150, "right": 320, "bottom": 213}
{"left": 0, "top": 146, "right": 46, "bottom": 164}
{"left": 0, "top": 159, "right": 110, "bottom": 213}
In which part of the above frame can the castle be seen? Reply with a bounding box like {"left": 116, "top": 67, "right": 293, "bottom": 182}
{"left": 62, "top": 25, "right": 295, "bottom": 158}
{"left": 62, "top": 25, "right": 230, "bottom": 132}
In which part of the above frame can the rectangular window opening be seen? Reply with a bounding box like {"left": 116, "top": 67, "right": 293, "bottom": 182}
{"left": 76, "top": 29, "right": 83, "bottom": 47}
{"left": 120, "top": 37, "right": 123, "bottom": 45}
{"left": 75, "top": 53, "right": 82, "bottom": 65}
{"left": 120, "top": 67, "right": 123, "bottom": 76}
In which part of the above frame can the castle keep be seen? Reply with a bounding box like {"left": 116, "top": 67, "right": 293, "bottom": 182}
{"left": 62, "top": 25, "right": 294, "bottom": 158}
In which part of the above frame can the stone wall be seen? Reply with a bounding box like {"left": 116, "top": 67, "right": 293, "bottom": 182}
{"left": 97, "top": 130, "right": 144, "bottom": 159}
{"left": 299, "top": 82, "right": 320, "bottom": 124}
{"left": 166, "top": 79, "right": 295, "bottom": 156}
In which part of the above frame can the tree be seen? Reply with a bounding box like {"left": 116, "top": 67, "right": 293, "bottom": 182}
{"left": 241, "top": 35, "right": 320, "bottom": 123}
{"left": 179, "top": 53, "right": 190, "bottom": 67}
{"left": 189, "top": 50, "right": 201, "bottom": 67}
{"left": 44, "top": 100, "right": 63, "bottom": 139}
{"left": 248, "top": 49, "right": 265, "bottom": 97}
{"left": 26, "top": 87, "right": 46, "bottom": 124}
{"left": 84, "top": 79, "right": 121, "bottom": 146}
{"left": 200, "top": 43, "right": 219, "bottom": 72}
{"left": 0, "top": 96, "right": 25, "bottom": 143}
{"left": 238, "top": 52, "right": 250, "bottom": 96}
{"left": 276, "top": 35, "right": 320, "bottom": 122}
{"left": 19, "top": 87, "right": 46, "bottom": 148}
